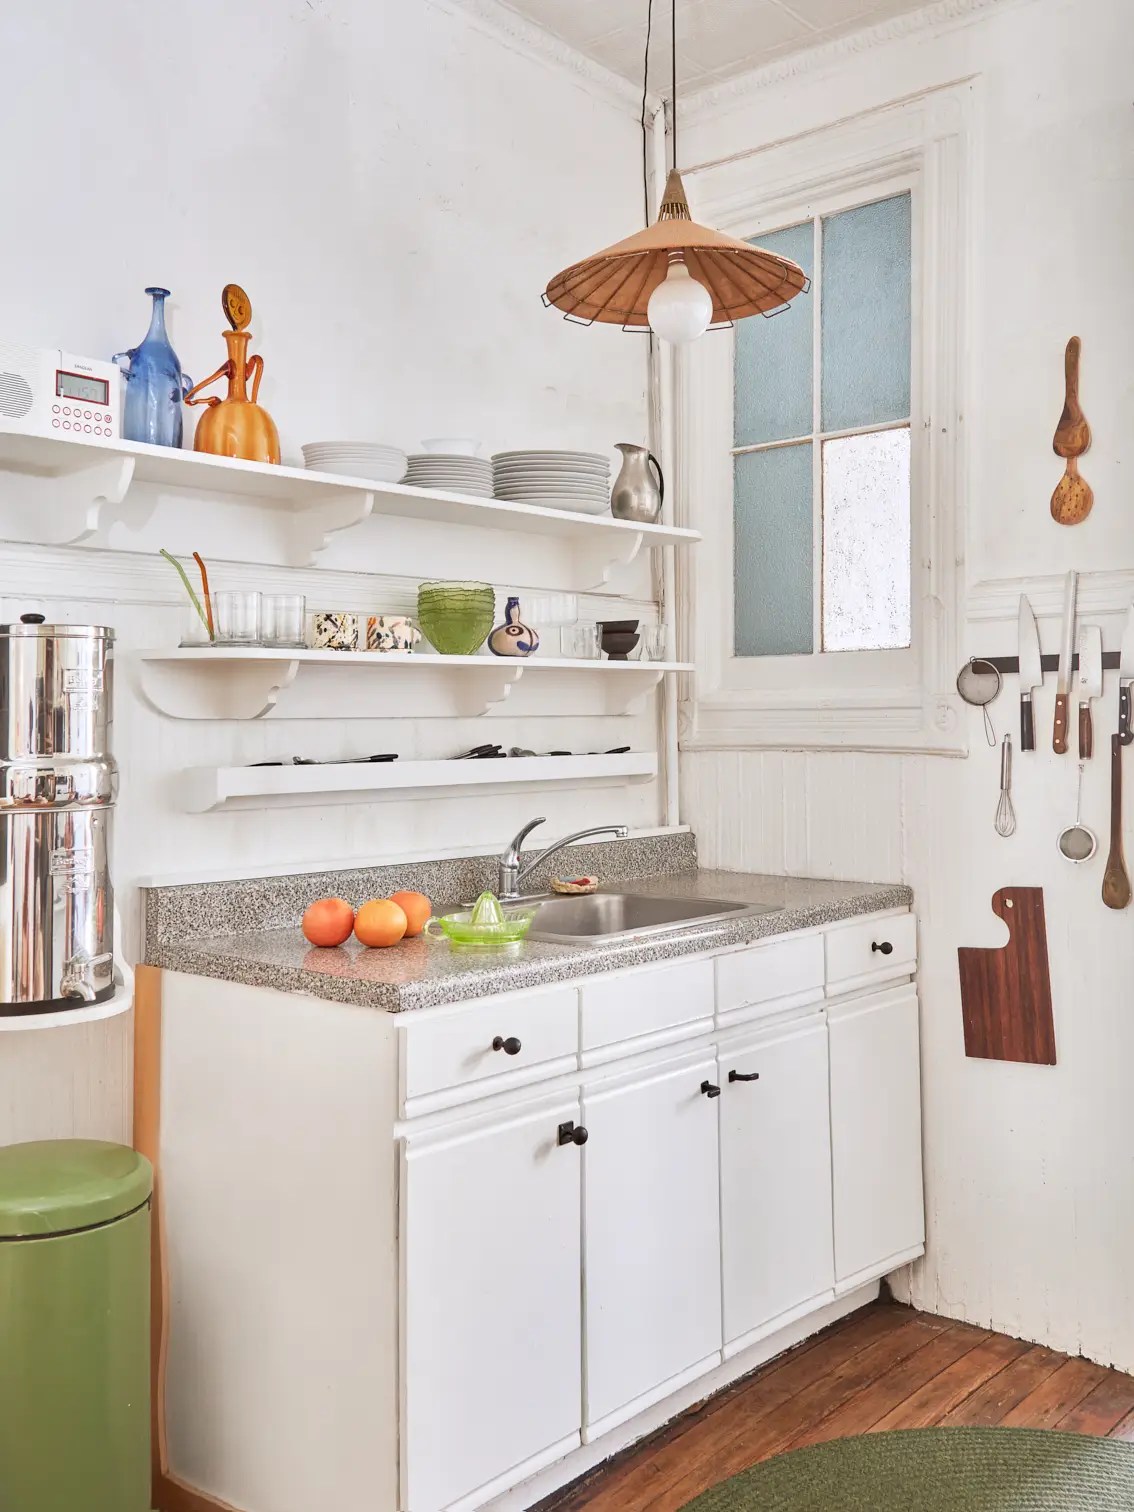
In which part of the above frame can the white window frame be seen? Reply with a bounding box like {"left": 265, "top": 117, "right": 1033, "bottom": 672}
{"left": 673, "top": 83, "right": 973, "bottom": 754}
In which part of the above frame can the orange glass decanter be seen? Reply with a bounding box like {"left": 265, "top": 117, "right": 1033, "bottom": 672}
{"left": 185, "top": 283, "right": 281, "bottom": 464}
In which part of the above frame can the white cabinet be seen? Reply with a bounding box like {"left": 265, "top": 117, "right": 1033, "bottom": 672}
{"left": 718, "top": 1018, "right": 834, "bottom": 1354}
{"left": 828, "top": 985, "right": 925, "bottom": 1286}
{"left": 581, "top": 1051, "right": 723, "bottom": 1437}
{"left": 400, "top": 1095, "right": 584, "bottom": 1512}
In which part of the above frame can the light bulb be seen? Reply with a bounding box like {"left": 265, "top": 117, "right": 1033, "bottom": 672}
{"left": 647, "top": 255, "right": 713, "bottom": 344}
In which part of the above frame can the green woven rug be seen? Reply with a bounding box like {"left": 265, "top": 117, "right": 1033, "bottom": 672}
{"left": 681, "top": 1428, "right": 1134, "bottom": 1509}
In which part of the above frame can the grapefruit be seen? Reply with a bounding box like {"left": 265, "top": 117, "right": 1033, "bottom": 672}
{"left": 302, "top": 897, "right": 355, "bottom": 947}
{"left": 355, "top": 898, "right": 408, "bottom": 948}
{"left": 389, "top": 890, "right": 432, "bottom": 936}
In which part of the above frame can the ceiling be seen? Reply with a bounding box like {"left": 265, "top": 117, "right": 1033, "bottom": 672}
{"left": 498, "top": 0, "right": 934, "bottom": 94}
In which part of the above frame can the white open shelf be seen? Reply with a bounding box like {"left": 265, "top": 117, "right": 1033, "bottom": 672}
{"left": 0, "top": 424, "right": 699, "bottom": 584}
{"left": 135, "top": 648, "right": 693, "bottom": 720}
{"left": 184, "top": 751, "right": 659, "bottom": 813}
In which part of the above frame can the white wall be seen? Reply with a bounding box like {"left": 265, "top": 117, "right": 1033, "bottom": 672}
{"left": 680, "top": 0, "right": 1134, "bottom": 1367}
{"left": 0, "top": 0, "right": 655, "bottom": 1143}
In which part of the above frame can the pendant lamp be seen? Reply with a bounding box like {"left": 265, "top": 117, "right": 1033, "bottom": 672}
{"left": 543, "top": 1, "right": 809, "bottom": 344}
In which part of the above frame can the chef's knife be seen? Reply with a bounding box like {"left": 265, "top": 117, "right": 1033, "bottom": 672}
{"left": 1077, "top": 625, "right": 1103, "bottom": 759}
{"left": 1053, "top": 570, "right": 1078, "bottom": 755}
{"left": 1119, "top": 605, "right": 1134, "bottom": 747}
{"left": 1017, "top": 595, "right": 1043, "bottom": 752}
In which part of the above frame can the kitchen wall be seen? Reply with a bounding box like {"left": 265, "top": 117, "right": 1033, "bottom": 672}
{"left": 0, "top": 0, "right": 656, "bottom": 1143}
{"left": 680, "top": 0, "right": 1134, "bottom": 1368}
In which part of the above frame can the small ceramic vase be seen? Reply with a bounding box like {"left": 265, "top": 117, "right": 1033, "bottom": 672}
{"left": 367, "top": 615, "right": 422, "bottom": 653}
{"left": 184, "top": 284, "right": 280, "bottom": 464}
{"left": 489, "top": 597, "right": 539, "bottom": 658}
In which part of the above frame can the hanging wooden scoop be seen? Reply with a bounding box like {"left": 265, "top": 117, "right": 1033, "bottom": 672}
{"left": 1102, "top": 734, "right": 1131, "bottom": 910}
{"left": 1050, "top": 336, "right": 1093, "bottom": 524}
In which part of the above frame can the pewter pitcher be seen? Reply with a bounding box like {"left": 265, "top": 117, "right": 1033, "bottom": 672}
{"left": 610, "top": 443, "right": 664, "bottom": 525}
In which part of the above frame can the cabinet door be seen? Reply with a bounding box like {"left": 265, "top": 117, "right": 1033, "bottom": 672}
{"left": 719, "top": 1019, "right": 834, "bottom": 1351}
{"left": 829, "top": 986, "right": 925, "bottom": 1284}
{"left": 401, "top": 1096, "right": 582, "bottom": 1512}
{"left": 582, "top": 1053, "right": 722, "bottom": 1437}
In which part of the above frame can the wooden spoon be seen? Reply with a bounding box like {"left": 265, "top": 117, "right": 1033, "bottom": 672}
{"left": 1051, "top": 336, "right": 1093, "bottom": 524}
{"left": 1102, "top": 734, "right": 1131, "bottom": 910}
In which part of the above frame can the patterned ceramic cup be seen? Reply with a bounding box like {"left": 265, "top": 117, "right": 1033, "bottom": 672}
{"left": 311, "top": 611, "right": 359, "bottom": 651}
{"left": 366, "top": 615, "right": 422, "bottom": 653}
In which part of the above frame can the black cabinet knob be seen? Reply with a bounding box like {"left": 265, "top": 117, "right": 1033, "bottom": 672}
{"left": 700, "top": 1080, "right": 722, "bottom": 1099}
{"left": 728, "top": 1069, "right": 760, "bottom": 1083}
{"left": 558, "top": 1121, "right": 588, "bottom": 1146}
{"left": 492, "top": 1035, "right": 522, "bottom": 1055}
{"left": 871, "top": 940, "right": 894, "bottom": 955}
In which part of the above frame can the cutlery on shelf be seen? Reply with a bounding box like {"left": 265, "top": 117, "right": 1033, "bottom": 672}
{"left": 1017, "top": 595, "right": 1042, "bottom": 752}
{"left": 1052, "top": 571, "right": 1078, "bottom": 754}
{"left": 1077, "top": 625, "right": 1103, "bottom": 760}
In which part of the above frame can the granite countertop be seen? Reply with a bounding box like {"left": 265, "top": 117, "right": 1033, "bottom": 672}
{"left": 148, "top": 869, "right": 912, "bottom": 1014}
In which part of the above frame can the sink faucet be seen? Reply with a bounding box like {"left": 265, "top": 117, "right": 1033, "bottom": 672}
{"left": 498, "top": 816, "right": 629, "bottom": 902}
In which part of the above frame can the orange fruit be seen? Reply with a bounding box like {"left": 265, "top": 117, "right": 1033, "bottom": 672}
{"left": 302, "top": 897, "right": 355, "bottom": 947}
{"left": 390, "top": 890, "right": 432, "bottom": 936}
{"left": 354, "top": 898, "right": 408, "bottom": 948}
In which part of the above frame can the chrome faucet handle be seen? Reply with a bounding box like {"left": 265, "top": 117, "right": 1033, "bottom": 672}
{"left": 499, "top": 816, "right": 546, "bottom": 899}
{"left": 503, "top": 816, "right": 546, "bottom": 866}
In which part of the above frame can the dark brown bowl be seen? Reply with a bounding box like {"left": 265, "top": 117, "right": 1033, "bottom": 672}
{"left": 598, "top": 619, "right": 639, "bottom": 635}
{"left": 601, "top": 631, "right": 640, "bottom": 661}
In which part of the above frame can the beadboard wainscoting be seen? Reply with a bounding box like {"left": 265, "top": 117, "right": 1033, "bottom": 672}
{"left": 680, "top": 0, "right": 1134, "bottom": 1373}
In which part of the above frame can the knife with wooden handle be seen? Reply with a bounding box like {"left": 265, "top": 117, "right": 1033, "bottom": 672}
{"left": 1077, "top": 625, "right": 1103, "bottom": 760}
{"left": 1103, "top": 734, "right": 1132, "bottom": 910}
{"left": 1119, "top": 605, "right": 1134, "bottom": 747}
{"left": 1052, "top": 571, "right": 1078, "bottom": 754}
{"left": 1017, "top": 596, "right": 1043, "bottom": 752}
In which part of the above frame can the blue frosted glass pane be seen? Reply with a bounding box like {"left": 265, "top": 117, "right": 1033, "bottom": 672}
{"left": 734, "top": 443, "right": 813, "bottom": 657}
{"left": 733, "top": 221, "right": 813, "bottom": 446}
{"left": 821, "top": 194, "right": 911, "bottom": 432}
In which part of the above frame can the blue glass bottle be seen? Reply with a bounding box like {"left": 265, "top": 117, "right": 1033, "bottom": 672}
{"left": 113, "top": 287, "right": 192, "bottom": 448}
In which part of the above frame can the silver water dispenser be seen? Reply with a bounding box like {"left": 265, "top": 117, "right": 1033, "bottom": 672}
{"left": 0, "top": 614, "right": 117, "bottom": 1013}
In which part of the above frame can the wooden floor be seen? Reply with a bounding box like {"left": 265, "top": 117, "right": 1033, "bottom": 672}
{"left": 537, "top": 1300, "right": 1134, "bottom": 1511}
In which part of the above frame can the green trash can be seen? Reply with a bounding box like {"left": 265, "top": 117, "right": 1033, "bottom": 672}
{"left": 0, "top": 1139, "right": 153, "bottom": 1512}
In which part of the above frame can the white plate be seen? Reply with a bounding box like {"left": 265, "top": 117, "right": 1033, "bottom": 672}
{"left": 515, "top": 495, "right": 612, "bottom": 515}
{"left": 493, "top": 472, "right": 610, "bottom": 485}
{"left": 493, "top": 450, "right": 609, "bottom": 463}
{"left": 493, "top": 461, "right": 609, "bottom": 474}
{"left": 494, "top": 479, "right": 610, "bottom": 492}
{"left": 494, "top": 486, "right": 609, "bottom": 499}
{"left": 309, "top": 461, "right": 407, "bottom": 480}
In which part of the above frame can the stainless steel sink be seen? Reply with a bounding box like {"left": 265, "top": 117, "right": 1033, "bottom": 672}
{"left": 526, "top": 891, "right": 767, "bottom": 944}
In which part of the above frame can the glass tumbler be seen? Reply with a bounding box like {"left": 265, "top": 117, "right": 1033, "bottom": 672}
{"left": 562, "top": 622, "right": 601, "bottom": 660}
{"left": 262, "top": 594, "right": 306, "bottom": 647}
{"left": 215, "top": 590, "right": 262, "bottom": 646}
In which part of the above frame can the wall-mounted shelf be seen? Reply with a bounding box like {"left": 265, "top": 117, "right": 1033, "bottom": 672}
{"left": 184, "top": 751, "right": 659, "bottom": 813}
{"left": 0, "top": 425, "right": 699, "bottom": 585}
{"left": 135, "top": 649, "right": 693, "bottom": 721}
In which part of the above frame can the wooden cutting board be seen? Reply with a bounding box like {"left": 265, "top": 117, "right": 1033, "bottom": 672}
{"left": 957, "top": 887, "right": 1055, "bottom": 1064}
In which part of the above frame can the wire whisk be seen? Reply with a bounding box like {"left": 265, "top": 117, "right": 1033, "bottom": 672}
{"left": 995, "top": 735, "right": 1016, "bottom": 838}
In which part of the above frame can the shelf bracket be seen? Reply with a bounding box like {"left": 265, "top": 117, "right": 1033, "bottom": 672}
{"left": 452, "top": 662, "right": 526, "bottom": 717}
{"left": 572, "top": 529, "right": 645, "bottom": 592}
{"left": 135, "top": 655, "right": 302, "bottom": 720}
{"left": 35, "top": 456, "right": 136, "bottom": 546}
{"left": 283, "top": 487, "right": 375, "bottom": 567}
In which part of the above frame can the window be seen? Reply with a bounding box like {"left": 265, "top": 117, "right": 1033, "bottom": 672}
{"left": 732, "top": 193, "right": 912, "bottom": 659}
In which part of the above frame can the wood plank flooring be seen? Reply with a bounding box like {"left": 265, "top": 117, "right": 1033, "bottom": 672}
{"left": 536, "top": 1301, "right": 1134, "bottom": 1511}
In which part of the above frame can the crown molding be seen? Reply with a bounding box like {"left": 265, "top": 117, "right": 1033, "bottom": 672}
{"left": 682, "top": 0, "right": 1025, "bottom": 122}
{"left": 429, "top": 0, "right": 660, "bottom": 119}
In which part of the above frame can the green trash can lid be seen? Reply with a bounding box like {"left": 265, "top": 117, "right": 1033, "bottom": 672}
{"left": 0, "top": 1140, "right": 153, "bottom": 1238}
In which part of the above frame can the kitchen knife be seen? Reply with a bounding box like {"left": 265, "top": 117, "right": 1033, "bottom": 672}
{"left": 1017, "top": 595, "right": 1043, "bottom": 752}
{"left": 1119, "top": 604, "right": 1134, "bottom": 746}
{"left": 1052, "top": 570, "right": 1078, "bottom": 755}
{"left": 1077, "top": 625, "right": 1103, "bottom": 759}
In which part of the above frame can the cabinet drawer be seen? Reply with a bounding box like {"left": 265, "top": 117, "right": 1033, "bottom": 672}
{"left": 825, "top": 913, "right": 917, "bottom": 994}
{"left": 400, "top": 985, "right": 578, "bottom": 1113}
{"left": 716, "top": 934, "right": 825, "bottom": 1026}
{"left": 580, "top": 958, "right": 714, "bottom": 1057}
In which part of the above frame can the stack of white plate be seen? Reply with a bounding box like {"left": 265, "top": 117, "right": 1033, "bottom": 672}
{"left": 492, "top": 451, "right": 612, "bottom": 515}
{"left": 301, "top": 442, "right": 407, "bottom": 482}
{"left": 403, "top": 454, "right": 494, "bottom": 497}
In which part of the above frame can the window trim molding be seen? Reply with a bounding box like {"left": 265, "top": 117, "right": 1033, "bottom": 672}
{"left": 673, "top": 81, "right": 975, "bottom": 755}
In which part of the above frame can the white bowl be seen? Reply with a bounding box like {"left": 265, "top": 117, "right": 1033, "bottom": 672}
{"left": 421, "top": 437, "right": 481, "bottom": 456}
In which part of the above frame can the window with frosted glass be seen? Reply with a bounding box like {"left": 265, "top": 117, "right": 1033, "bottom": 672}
{"left": 732, "top": 192, "right": 912, "bottom": 656}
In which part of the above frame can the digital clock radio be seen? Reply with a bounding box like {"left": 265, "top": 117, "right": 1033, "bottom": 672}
{"left": 0, "top": 341, "right": 122, "bottom": 441}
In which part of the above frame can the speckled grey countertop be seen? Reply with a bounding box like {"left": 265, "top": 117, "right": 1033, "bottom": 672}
{"left": 145, "top": 867, "right": 911, "bottom": 1014}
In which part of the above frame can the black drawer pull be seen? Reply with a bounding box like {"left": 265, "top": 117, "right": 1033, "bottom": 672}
{"left": 700, "top": 1080, "right": 722, "bottom": 1099}
{"left": 492, "top": 1035, "right": 522, "bottom": 1055}
{"left": 871, "top": 940, "right": 894, "bottom": 955}
{"left": 558, "top": 1121, "right": 588, "bottom": 1146}
{"left": 728, "top": 1070, "right": 760, "bottom": 1083}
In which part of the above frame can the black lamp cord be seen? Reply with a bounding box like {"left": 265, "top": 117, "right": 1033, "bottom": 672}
{"left": 641, "top": 0, "right": 678, "bottom": 225}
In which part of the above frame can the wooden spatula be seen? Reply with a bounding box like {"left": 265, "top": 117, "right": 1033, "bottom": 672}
{"left": 1103, "top": 734, "right": 1131, "bottom": 910}
{"left": 1051, "top": 336, "right": 1093, "bottom": 524}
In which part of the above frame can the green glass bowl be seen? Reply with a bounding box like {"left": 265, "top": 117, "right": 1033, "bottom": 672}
{"left": 417, "top": 581, "right": 495, "bottom": 655}
{"left": 424, "top": 904, "right": 537, "bottom": 952}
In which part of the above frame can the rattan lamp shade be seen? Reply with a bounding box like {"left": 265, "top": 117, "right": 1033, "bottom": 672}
{"left": 543, "top": 171, "right": 809, "bottom": 330}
